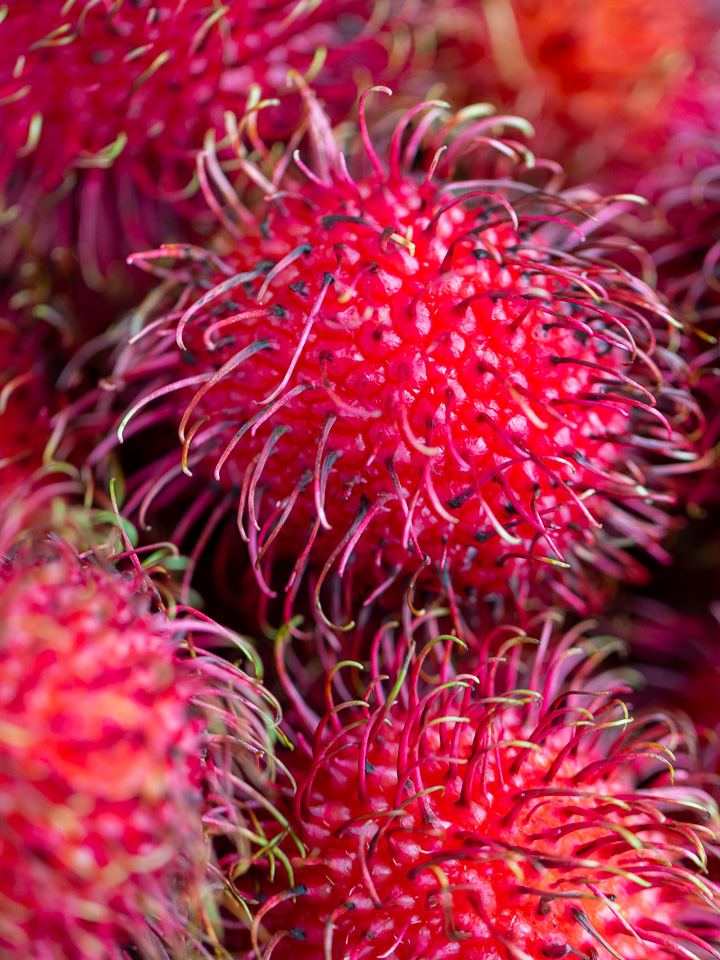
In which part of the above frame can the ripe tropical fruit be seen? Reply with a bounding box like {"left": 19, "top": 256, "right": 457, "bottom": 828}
{"left": 227, "top": 613, "right": 720, "bottom": 960}
{"left": 0, "top": 0, "right": 410, "bottom": 293}
{"left": 110, "top": 91, "right": 702, "bottom": 623}
{"left": 406, "top": 0, "right": 712, "bottom": 189}
{"left": 0, "top": 499, "right": 281, "bottom": 960}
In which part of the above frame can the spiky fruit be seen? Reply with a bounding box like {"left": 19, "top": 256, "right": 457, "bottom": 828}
{"left": 0, "top": 513, "right": 280, "bottom": 960}
{"left": 0, "top": 0, "right": 408, "bottom": 293}
{"left": 111, "top": 93, "right": 701, "bottom": 621}
{"left": 407, "top": 0, "right": 711, "bottom": 189}
{"left": 225, "top": 614, "right": 720, "bottom": 960}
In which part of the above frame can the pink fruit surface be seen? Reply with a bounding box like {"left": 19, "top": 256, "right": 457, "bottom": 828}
{"left": 111, "top": 95, "right": 702, "bottom": 620}
{"left": 227, "top": 615, "right": 720, "bottom": 960}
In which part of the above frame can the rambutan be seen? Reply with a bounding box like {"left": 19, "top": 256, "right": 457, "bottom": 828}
{"left": 407, "top": 0, "right": 712, "bottom": 188}
{"left": 0, "top": 0, "right": 408, "bottom": 290}
{"left": 225, "top": 613, "right": 720, "bottom": 960}
{"left": 0, "top": 509, "right": 281, "bottom": 959}
{"left": 110, "top": 93, "right": 703, "bottom": 622}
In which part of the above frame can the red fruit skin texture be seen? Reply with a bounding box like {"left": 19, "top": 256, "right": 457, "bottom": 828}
{"left": 232, "top": 620, "right": 720, "bottom": 960}
{"left": 406, "top": 0, "right": 712, "bottom": 189}
{"left": 0, "top": 539, "right": 206, "bottom": 960}
{"left": 115, "top": 100, "right": 701, "bottom": 619}
{"left": 0, "top": 0, "right": 404, "bottom": 288}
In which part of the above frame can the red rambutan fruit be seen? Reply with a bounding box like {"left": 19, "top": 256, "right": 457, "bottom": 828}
{"left": 0, "top": 0, "right": 409, "bottom": 292}
{"left": 109, "top": 93, "right": 703, "bottom": 623}
{"left": 0, "top": 508, "right": 282, "bottom": 960}
{"left": 225, "top": 613, "right": 720, "bottom": 960}
{"left": 405, "top": 0, "right": 713, "bottom": 189}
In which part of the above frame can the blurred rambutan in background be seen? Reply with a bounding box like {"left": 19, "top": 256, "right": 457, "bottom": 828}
{"left": 632, "top": 73, "right": 720, "bottom": 514}
{"left": 226, "top": 613, "right": 720, "bottom": 960}
{"left": 406, "top": 0, "right": 716, "bottom": 189}
{"left": 0, "top": 490, "right": 283, "bottom": 960}
{"left": 102, "top": 92, "right": 703, "bottom": 628}
{"left": 0, "top": 0, "right": 414, "bottom": 302}
{"left": 646, "top": 79, "right": 720, "bottom": 313}
{"left": 0, "top": 262, "right": 107, "bottom": 502}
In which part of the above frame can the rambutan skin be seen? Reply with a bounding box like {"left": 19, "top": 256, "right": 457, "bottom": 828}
{"left": 112, "top": 96, "right": 702, "bottom": 619}
{"left": 0, "top": 0, "right": 405, "bottom": 286}
{"left": 231, "top": 617, "right": 720, "bottom": 960}
{"left": 0, "top": 537, "right": 209, "bottom": 959}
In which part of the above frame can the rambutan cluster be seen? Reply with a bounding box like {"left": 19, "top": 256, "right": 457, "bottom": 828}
{"left": 227, "top": 614, "right": 720, "bottom": 960}
{"left": 5, "top": 3, "right": 720, "bottom": 960}
{"left": 107, "top": 94, "right": 701, "bottom": 623}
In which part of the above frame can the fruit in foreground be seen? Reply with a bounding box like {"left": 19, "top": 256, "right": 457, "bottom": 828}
{"left": 230, "top": 614, "right": 720, "bottom": 960}
{"left": 0, "top": 515, "right": 278, "bottom": 960}
{"left": 113, "top": 91, "right": 701, "bottom": 620}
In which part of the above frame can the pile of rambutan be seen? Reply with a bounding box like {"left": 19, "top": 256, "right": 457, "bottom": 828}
{"left": 6, "top": 3, "right": 720, "bottom": 959}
